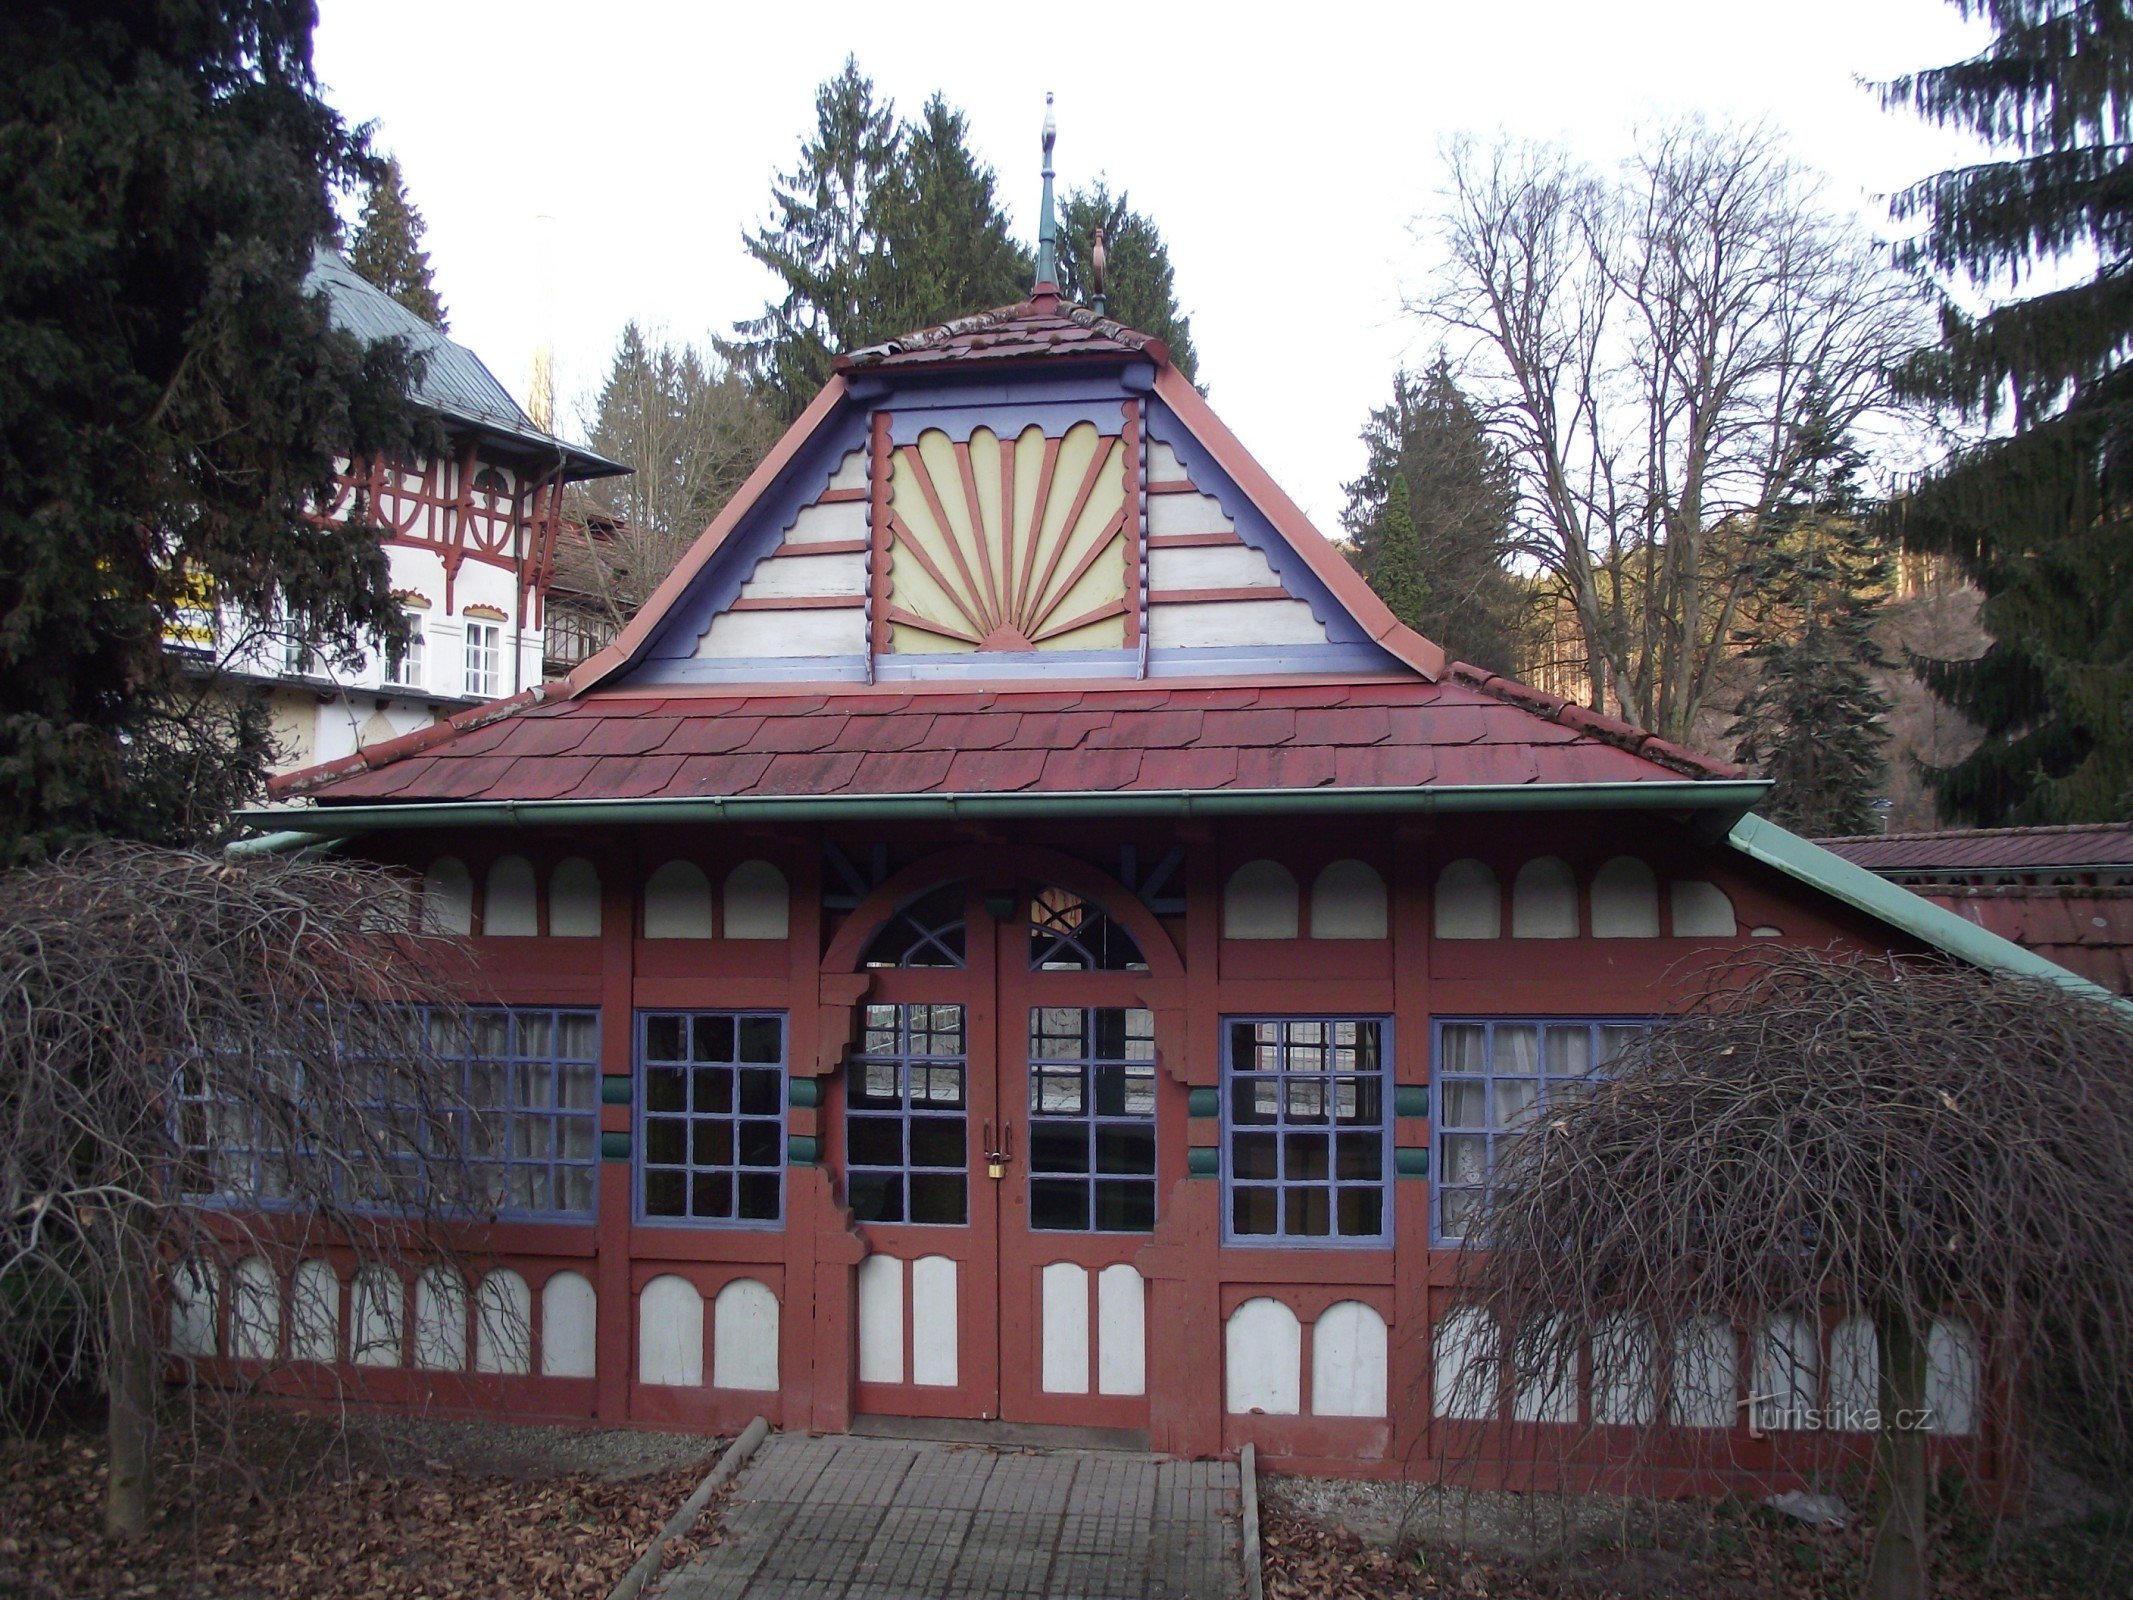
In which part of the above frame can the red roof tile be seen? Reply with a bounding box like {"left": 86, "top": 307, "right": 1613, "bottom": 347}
{"left": 838, "top": 297, "right": 1163, "bottom": 373}
{"left": 1819, "top": 823, "right": 2133, "bottom": 875}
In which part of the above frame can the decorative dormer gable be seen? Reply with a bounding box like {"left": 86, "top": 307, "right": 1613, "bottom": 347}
{"left": 589, "top": 301, "right": 1445, "bottom": 694}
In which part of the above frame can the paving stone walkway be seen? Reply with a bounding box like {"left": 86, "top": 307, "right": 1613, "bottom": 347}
{"left": 657, "top": 1432, "right": 1242, "bottom": 1600}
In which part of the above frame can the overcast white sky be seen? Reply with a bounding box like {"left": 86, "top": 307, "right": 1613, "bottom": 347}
{"left": 312, "top": 1, "right": 1987, "bottom": 530}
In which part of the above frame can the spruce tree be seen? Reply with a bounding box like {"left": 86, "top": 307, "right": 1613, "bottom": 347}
{"left": 0, "top": 0, "right": 422, "bottom": 859}
{"left": 1056, "top": 182, "right": 1200, "bottom": 384}
{"left": 1370, "top": 474, "right": 1431, "bottom": 633}
{"left": 724, "top": 58, "right": 902, "bottom": 421}
{"left": 1727, "top": 413, "right": 1894, "bottom": 836}
{"left": 873, "top": 94, "right": 1032, "bottom": 337}
{"left": 1881, "top": 1, "right": 2133, "bottom": 823}
{"left": 347, "top": 155, "right": 447, "bottom": 329}
{"left": 1342, "top": 358, "right": 1523, "bottom": 674}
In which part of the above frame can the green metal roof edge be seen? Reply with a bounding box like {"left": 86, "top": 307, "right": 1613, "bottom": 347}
{"left": 237, "top": 778, "right": 1769, "bottom": 836}
{"left": 1727, "top": 812, "right": 2129, "bottom": 1008}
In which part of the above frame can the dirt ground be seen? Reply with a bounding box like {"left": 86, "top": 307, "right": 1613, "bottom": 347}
{"left": 0, "top": 1403, "right": 728, "bottom": 1600}
{"left": 1260, "top": 1474, "right": 2133, "bottom": 1600}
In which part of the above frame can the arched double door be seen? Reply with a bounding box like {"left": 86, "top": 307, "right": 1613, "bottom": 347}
{"left": 825, "top": 864, "right": 1181, "bottom": 1430}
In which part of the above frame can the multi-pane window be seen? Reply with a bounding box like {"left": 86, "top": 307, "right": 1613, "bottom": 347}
{"left": 1433, "top": 1019, "right": 1647, "bottom": 1244}
{"left": 175, "top": 1007, "right": 600, "bottom": 1219}
{"left": 862, "top": 884, "right": 966, "bottom": 968}
{"left": 463, "top": 620, "right": 502, "bottom": 698}
{"left": 383, "top": 612, "right": 426, "bottom": 689}
{"left": 1223, "top": 1018, "right": 1390, "bottom": 1244}
{"left": 846, "top": 1003, "right": 967, "bottom": 1224}
{"left": 639, "top": 1012, "right": 785, "bottom": 1226}
{"left": 1028, "top": 1007, "right": 1158, "bottom": 1232}
{"left": 1028, "top": 888, "right": 1147, "bottom": 971}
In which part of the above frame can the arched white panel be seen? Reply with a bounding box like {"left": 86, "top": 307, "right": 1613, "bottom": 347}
{"left": 1669, "top": 1316, "right": 1738, "bottom": 1428}
{"left": 1512, "top": 1314, "right": 1578, "bottom": 1423}
{"left": 639, "top": 1275, "right": 704, "bottom": 1387}
{"left": 643, "top": 860, "right": 713, "bottom": 940}
{"left": 713, "top": 1278, "right": 780, "bottom": 1391}
{"left": 290, "top": 1260, "right": 340, "bottom": 1364}
{"left": 230, "top": 1257, "right": 281, "bottom": 1361}
{"left": 540, "top": 1271, "right": 597, "bottom": 1378}
{"left": 1590, "top": 856, "right": 1660, "bottom": 938}
{"left": 857, "top": 1255, "right": 904, "bottom": 1385}
{"left": 1309, "top": 860, "right": 1388, "bottom": 940}
{"left": 723, "top": 861, "right": 790, "bottom": 940}
{"left": 1041, "top": 1262, "right": 1090, "bottom": 1395}
{"left": 1928, "top": 1316, "right": 1981, "bottom": 1435}
{"left": 421, "top": 857, "right": 473, "bottom": 935}
{"left": 1511, "top": 857, "right": 1578, "bottom": 939}
{"left": 1097, "top": 1264, "right": 1146, "bottom": 1397}
{"left": 1592, "top": 1314, "right": 1657, "bottom": 1426}
{"left": 549, "top": 857, "right": 603, "bottom": 937}
{"left": 1670, "top": 879, "right": 1738, "bottom": 938}
{"left": 1225, "top": 1297, "right": 1301, "bottom": 1415}
{"left": 482, "top": 855, "right": 538, "bottom": 937}
{"left": 475, "top": 1269, "right": 532, "bottom": 1376}
{"left": 1753, "top": 1312, "right": 1820, "bottom": 1431}
{"left": 1223, "top": 860, "right": 1299, "bottom": 939}
{"left": 413, "top": 1265, "right": 468, "bottom": 1371}
{"left": 1312, "top": 1301, "right": 1388, "bottom": 1417}
{"left": 351, "top": 1267, "right": 405, "bottom": 1368}
{"left": 1433, "top": 859, "right": 1501, "bottom": 940}
{"left": 1830, "top": 1314, "right": 1879, "bottom": 1427}
{"left": 911, "top": 1256, "right": 958, "bottom": 1387}
{"left": 1432, "top": 1306, "right": 1497, "bottom": 1420}
{"left": 168, "top": 1258, "right": 221, "bottom": 1358}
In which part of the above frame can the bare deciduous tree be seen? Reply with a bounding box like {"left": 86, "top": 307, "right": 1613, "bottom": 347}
{"left": 0, "top": 844, "right": 485, "bottom": 1536}
{"left": 1417, "top": 123, "right": 1924, "bottom": 743}
{"left": 1446, "top": 947, "right": 2133, "bottom": 1600}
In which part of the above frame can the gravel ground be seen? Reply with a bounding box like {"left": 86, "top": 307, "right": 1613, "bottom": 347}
{"left": 1261, "top": 1472, "right": 1706, "bottom": 1557}
{"left": 337, "top": 1410, "right": 728, "bottom": 1482}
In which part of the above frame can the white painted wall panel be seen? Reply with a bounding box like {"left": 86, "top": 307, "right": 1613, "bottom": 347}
{"left": 1151, "top": 598, "right": 1328, "bottom": 649}
{"left": 422, "top": 857, "right": 473, "bottom": 935}
{"left": 1590, "top": 857, "right": 1660, "bottom": 938}
{"left": 1592, "top": 1314, "right": 1657, "bottom": 1426}
{"left": 483, "top": 855, "right": 538, "bottom": 936}
{"left": 643, "top": 860, "right": 713, "bottom": 939}
{"left": 540, "top": 1271, "right": 597, "bottom": 1378}
{"left": 351, "top": 1267, "right": 404, "bottom": 1368}
{"left": 475, "top": 1270, "right": 532, "bottom": 1375}
{"left": 1147, "top": 491, "right": 1234, "bottom": 538}
{"left": 724, "top": 861, "right": 790, "bottom": 940}
{"left": 1310, "top": 859, "right": 1388, "bottom": 939}
{"left": 786, "top": 498, "right": 869, "bottom": 542}
{"left": 1511, "top": 857, "right": 1578, "bottom": 939}
{"left": 1097, "top": 1264, "right": 1146, "bottom": 1397}
{"left": 1041, "top": 1263, "right": 1090, "bottom": 1394}
{"left": 414, "top": 1266, "right": 468, "bottom": 1372}
{"left": 1753, "top": 1312, "right": 1819, "bottom": 1430}
{"left": 739, "top": 551, "right": 869, "bottom": 600}
{"left": 825, "top": 449, "right": 869, "bottom": 491}
{"left": 638, "top": 1275, "right": 704, "bottom": 1387}
{"left": 1147, "top": 441, "right": 1190, "bottom": 483}
{"left": 698, "top": 606, "right": 867, "bottom": 659}
{"left": 291, "top": 1260, "right": 340, "bottom": 1364}
{"left": 713, "top": 1279, "right": 781, "bottom": 1391}
{"left": 1669, "top": 1316, "right": 1738, "bottom": 1428}
{"left": 1512, "top": 1315, "right": 1578, "bottom": 1423}
{"left": 911, "top": 1256, "right": 959, "bottom": 1388}
{"left": 1830, "top": 1314, "right": 1878, "bottom": 1425}
{"left": 1671, "top": 880, "right": 1738, "bottom": 937}
{"left": 1311, "top": 1302, "right": 1387, "bottom": 1417}
{"left": 1224, "top": 860, "right": 1299, "bottom": 939}
{"left": 857, "top": 1255, "right": 904, "bottom": 1385}
{"left": 1432, "top": 1307, "right": 1497, "bottom": 1420}
{"left": 1149, "top": 544, "right": 1279, "bottom": 590}
{"left": 1224, "top": 1297, "right": 1301, "bottom": 1415}
{"left": 549, "top": 858, "right": 603, "bottom": 936}
{"left": 230, "top": 1257, "right": 280, "bottom": 1361}
{"left": 1434, "top": 859, "right": 1501, "bottom": 939}
{"left": 1928, "top": 1317, "right": 1980, "bottom": 1435}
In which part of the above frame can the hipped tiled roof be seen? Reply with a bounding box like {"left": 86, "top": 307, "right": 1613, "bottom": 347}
{"left": 267, "top": 669, "right": 1737, "bottom": 806}
{"left": 838, "top": 294, "right": 1162, "bottom": 373}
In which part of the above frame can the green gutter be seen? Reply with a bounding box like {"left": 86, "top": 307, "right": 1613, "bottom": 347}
{"left": 1727, "top": 812, "right": 2128, "bottom": 1009}
{"left": 239, "top": 779, "right": 1770, "bottom": 837}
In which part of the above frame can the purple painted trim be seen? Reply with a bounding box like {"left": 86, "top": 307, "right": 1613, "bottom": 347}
{"left": 884, "top": 400, "right": 1123, "bottom": 447}
{"left": 1142, "top": 402, "right": 1372, "bottom": 647}
{"left": 622, "top": 641, "right": 1398, "bottom": 686}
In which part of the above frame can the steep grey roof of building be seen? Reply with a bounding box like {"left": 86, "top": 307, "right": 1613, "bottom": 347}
{"left": 306, "top": 248, "right": 625, "bottom": 478}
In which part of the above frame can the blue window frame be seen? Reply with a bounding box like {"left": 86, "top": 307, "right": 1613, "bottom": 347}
{"left": 1432, "top": 1018, "right": 1650, "bottom": 1244}
{"left": 1028, "top": 1006, "right": 1158, "bottom": 1232}
{"left": 846, "top": 1002, "right": 968, "bottom": 1225}
{"left": 175, "top": 1006, "right": 601, "bottom": 1220}
{"left": 1222, "top": 1017, "right": 1391, "bottom": 1245}
{"left": 638, "top": 1011, "right": 786, "bottom": 1226}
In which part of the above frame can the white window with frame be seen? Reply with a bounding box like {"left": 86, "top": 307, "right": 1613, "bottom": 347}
{"left": 463, "top": 620, "right": 502, "bottom": 699}
{"left": 382, "top": 611, "right": 427, "bottom": 690}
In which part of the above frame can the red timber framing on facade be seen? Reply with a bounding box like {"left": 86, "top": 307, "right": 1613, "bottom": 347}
{"left": 226, "top": 287, "right": 2100, "bottom": 1494}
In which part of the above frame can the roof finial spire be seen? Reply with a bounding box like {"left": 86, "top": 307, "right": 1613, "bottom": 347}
{"left": 1033, "top": 92, "right": 1059, "bottom": 306}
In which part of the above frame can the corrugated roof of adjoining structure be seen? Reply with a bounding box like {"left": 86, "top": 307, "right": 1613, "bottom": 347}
{"left": 262, "top": 672, "right": 1740, "bottom": 807}
{"left": 306, "top": 249, "right": 625, "bottom": 478}
{"left": 1818, "top": 822, "right": 2133, "bottom": 876}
